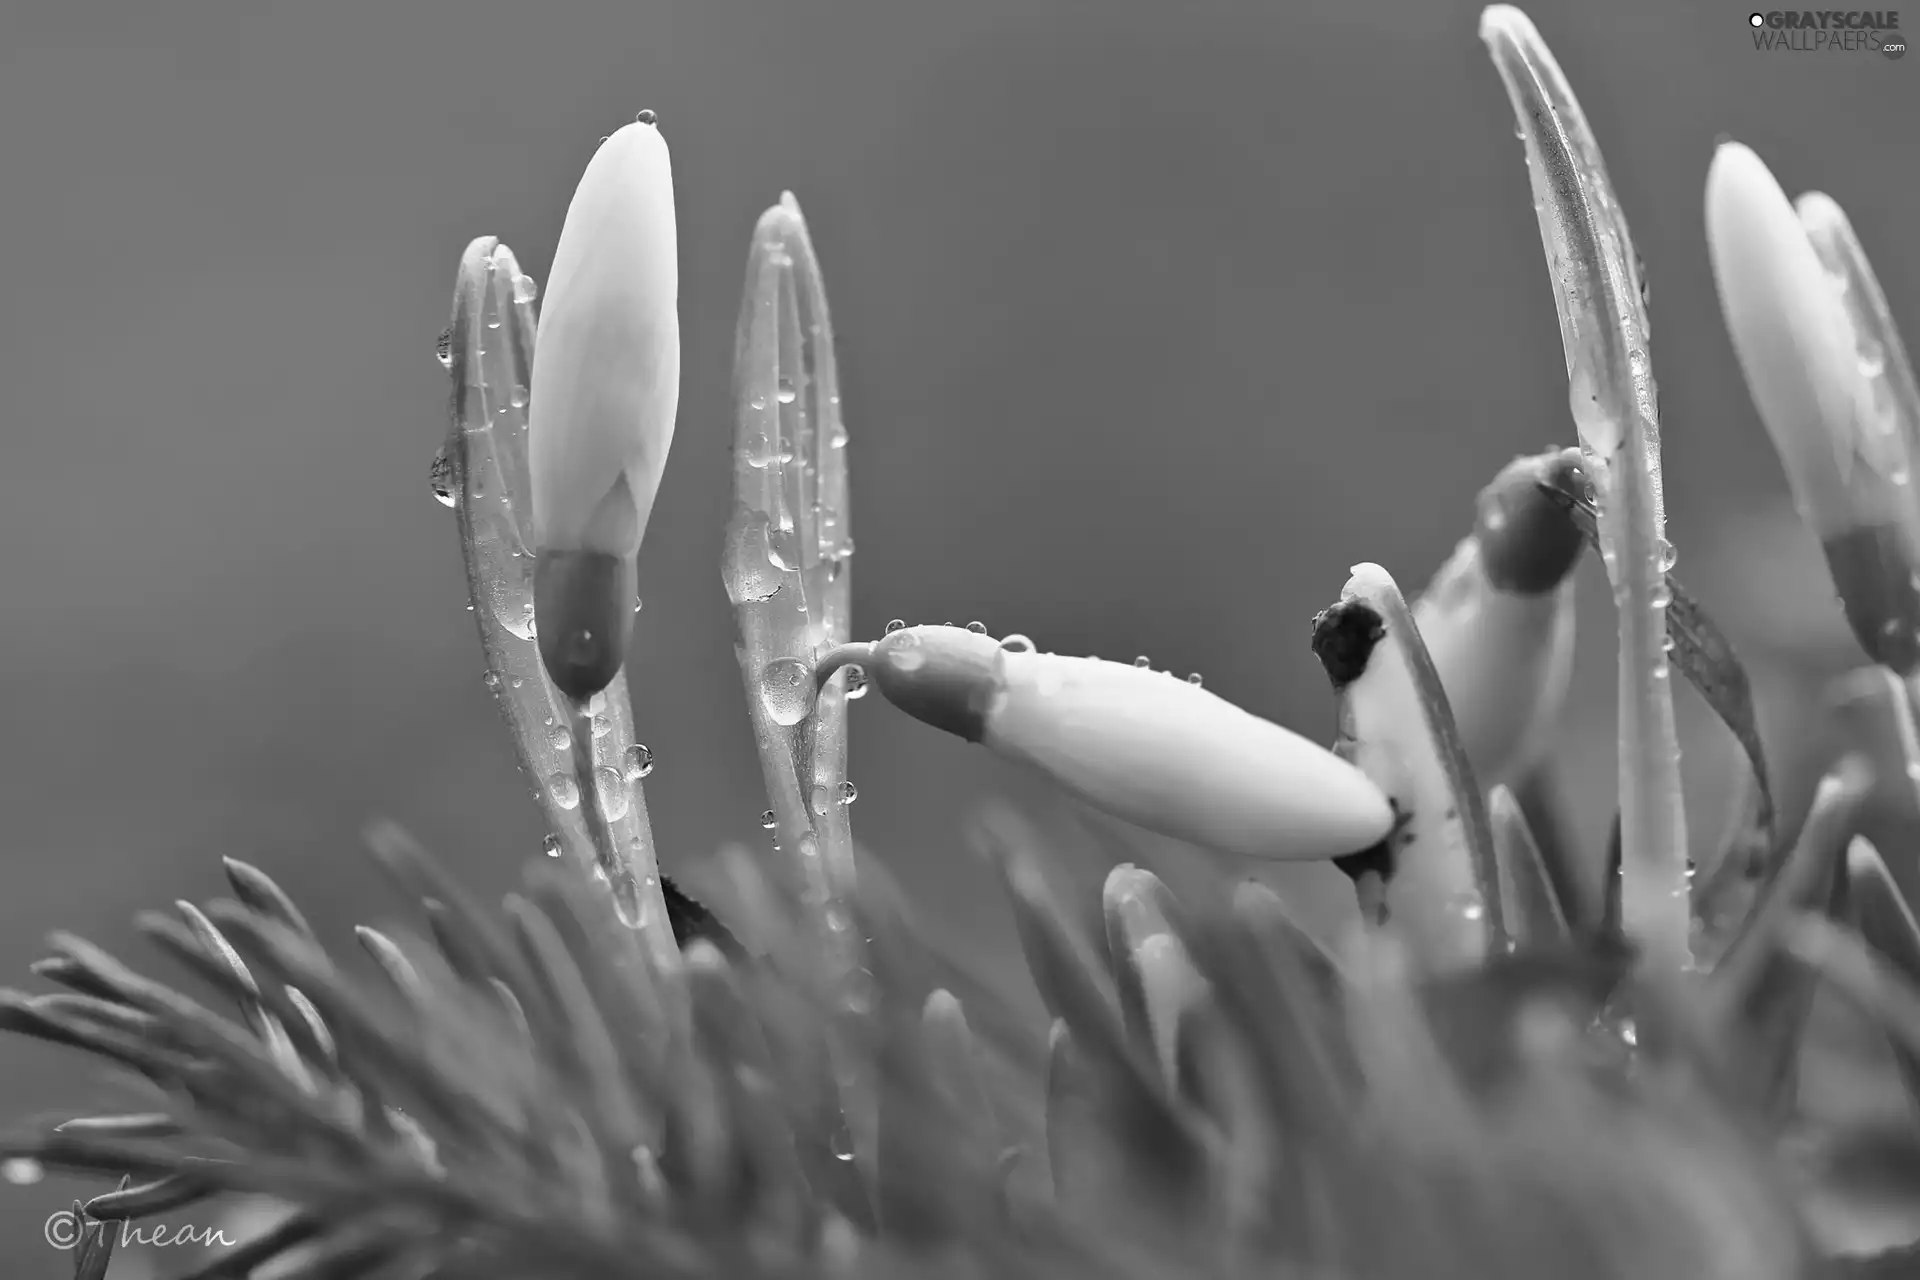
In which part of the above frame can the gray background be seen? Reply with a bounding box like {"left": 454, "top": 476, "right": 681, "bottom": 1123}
{"left": 0, "top": 0, "right": 1911, "bottom": 1272}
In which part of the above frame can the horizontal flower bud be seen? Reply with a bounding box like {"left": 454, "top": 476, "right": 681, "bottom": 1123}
{"left": 866, "top": 626, "right": 1394, "bottom": 861}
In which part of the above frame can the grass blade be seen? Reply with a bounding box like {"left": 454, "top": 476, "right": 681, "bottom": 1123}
{"left": 1481, "top": 5, "right": 1689, "bottom": 969}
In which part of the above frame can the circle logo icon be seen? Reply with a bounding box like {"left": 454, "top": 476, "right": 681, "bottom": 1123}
{"left": 1749, "top": 12, "right": 1765, "bottom": 26}
{"left": 1885, "top": 34, "right": 1907, "bottom": 59}
{"left": 44, "top": 1210, "right": 81, "bottom": 1250}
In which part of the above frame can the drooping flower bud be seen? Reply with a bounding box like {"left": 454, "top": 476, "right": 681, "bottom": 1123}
{"left": 527, "top": 120, "right": 681, "bottom": 699}
{"left": 1415, "top": 451, "right": 1581, "bottom": 789}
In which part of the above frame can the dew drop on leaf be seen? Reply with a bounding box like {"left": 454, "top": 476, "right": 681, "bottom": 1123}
{"left": 542, "top": 834, "right": 562, "bottom": 858}
{"left": 428, "top": 446, "right": 458, "bottom": 507}
{"left": 1134, "top": 655, "right": 1152, "bottom": 668}
{"left": 759, "top": 656, "right": 816, "bottom": 726}
{"left": 967, "top": 621, "right": 988, "bottom": 634}
{"left": 777, "top": 376, "right": 798, "bottom": 405}
{"left": 844, "top": 664, "right": 869, "bottom": 699}
{"left": 549, "top": 773, "right": 581, "bottom": 810}
{"left": 760, "top": 809, "right": 777, "bottom": 830}
{"left": 594, "top": 766, "right": 630, "bottom": 821}
{"left": 625, "top": 743, "right": 654, "bottom": 779}
{"left": 999, "top": 634, "right": 1035, "bottom": 653}
{"left": 838, "top": 780, "right": 858, "bottom": 806}
{"left": 885, "top": 619, "right": 907, "bottom": 634}
{"left": 1187, "top": 673, "right": 1204, "bottom": 686}
{"left": 722, "top": 509, "right": 785, "bottom": 604}
{"left": 513, "top": 273, "right": 539, "bottom": 304}
{"left": 547, "top": 724, "right": 573, "bottom": 752}
{"left": 434, "top": 326, "right": 453, "bottom": 368}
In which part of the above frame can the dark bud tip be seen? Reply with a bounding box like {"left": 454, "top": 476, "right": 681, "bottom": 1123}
{"left": 533, "top": 550, "right": 639, "bottom": 701}
{"left": 869, "top": 625, "right": 1003, "bottom": 742}
{"left": 1310, "top": 600, "right": 1386, "bottom": 690}
{"left": 1475, "top": 452, "right": 1586, "bottom": 595}
{"left": 1823, "top": 523, "right": 1920, "bottom": 675}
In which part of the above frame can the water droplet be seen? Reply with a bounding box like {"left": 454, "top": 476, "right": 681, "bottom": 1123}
{"left": 1186, "top": 672, "right": 1204, "bottom": 687}
{"left": 721, "top": 509, "right": 786, "bottom": 604}
{"left": 1650, "top": 579, "right": 1672, "bottom": 609}
{"left": 844, "top": 664, "right": 869, "bottom": 699}
{"left": 482, "top": 670, "right": 501, "bottom": 690}
{"left": 514, "top": 273, "right": 539, "bottom": 304}
{"left": 1134, "top": 655, "right": 1152, "bottom": 669}
{"left": 486, "top": 312, "right": 502, "bottom": 330}
{"left": 428, "top": 447, "right": 458, "bottom": 507}
{"left": 765, "top": 524, "right": 802, "bottom": 572}
{"left": 2, "top": 1157, "right": 44, "bottom": 1186}
{"left": 1655, "top": 537, "right": 1677, "bottom": 573}
{"left": 510, "top": 675, "right": 523, "bottom": 688}
{"left": 759, "top": 656, "right": 815, "bottom": 726}
{"left": 828, "top": 424, "right": 849, "bottom": 449}
{"left": 1652, "top": 662, "right": 1671, "bottom": 681}
{"left": 809, "top": 784, "right": 833, "bottom": 816}
{"left": 542, "top": 834, "right": 563, "bottom": 858}
{"left": 1446, "top": 892, "right": 1486, "bottom": 923}
{"left": 625, "top": 743, "right": 654, "bottom": 779}
{"left": 548, "top": 773, "right": 580, "bottom": 809}
{"left": 777, "top": 376, "right": 798, "bottom": 405}
{"left": 509, "top": 383, "right": 528, "bottom": 409}
{"left": 591, "top": 713, "right": 613, "bottom": 738}
{"left": 1617, "top": 1018, "right": 1639, "bottom": 1048}
{"left": 885, "top": 619, "right": 907, "bottom": 633}
{"left": 744, "top": 432, "right": 774, "bottom": 468}
{"left": 837, "top": 780, "right": 858, "bottom": 806}
{"left": 1861, "top": 346, "right": 1888, "bottom": 379}
{"left": 594, "top": 766, "right": 631, "bottom": 821}
{"left": 830, "top": 1128, "right": 857, "bottom": 1161}
{"left": 966, "top": 620, "right": 988, "bottom": 634}
{"left": 1684, "top": 857, "right": 1698, "bottom": 881}
{"left": 547, "top": 724, "right": 573, "bottom": 751}
{"left": 749, "top": 393, "right": 768, "bottom": 412}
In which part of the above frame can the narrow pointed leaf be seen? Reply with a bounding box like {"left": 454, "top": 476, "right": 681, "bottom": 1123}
{"left": 1482, "top": 5, "right": 1689, "bottom": 968}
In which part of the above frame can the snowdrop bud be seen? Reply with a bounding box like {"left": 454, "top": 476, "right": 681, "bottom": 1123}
{"left": 1415, "top": 451, "right": 1580, "bottom": 788}
{"left": 865, "top": 626, "right": 1393, "bottom": 861}
{"left": 1314, "top": 563, "right": 1500, "bottom": 970}
{"left": 1706, "top": 141, "right": 1920, "bottom": 673}
{"left": 528, "top": 120, "right": 681, "bottom": 699}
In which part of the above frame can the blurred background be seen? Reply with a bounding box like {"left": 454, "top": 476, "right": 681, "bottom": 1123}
{"left": 0, "top": 0, "right": 1912, "bottom": 1271}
